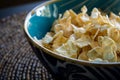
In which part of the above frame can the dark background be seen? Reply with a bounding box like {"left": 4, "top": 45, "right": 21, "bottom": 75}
{"left": 0, "top": 0, "right": 45, "bottom": 19}
{"left": 0, "top": 0, "right": 41, "bottom": 9}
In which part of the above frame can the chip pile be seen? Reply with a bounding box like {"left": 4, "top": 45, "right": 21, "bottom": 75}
{"left": 41, "top": 6, "right": 120, "bottom": 62}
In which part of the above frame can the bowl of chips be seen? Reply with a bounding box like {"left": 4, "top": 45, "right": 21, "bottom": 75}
{"left": 24, "top": 0, "right": 120, "bottom": 80}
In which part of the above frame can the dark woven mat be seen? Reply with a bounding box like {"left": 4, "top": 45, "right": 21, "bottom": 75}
{"left": 0, "top": 12, "right": 53, "bottom": 80}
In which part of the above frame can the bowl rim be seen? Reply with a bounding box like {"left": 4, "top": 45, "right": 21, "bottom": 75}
{"left": 24, "top": 0, "right": 120, "bottom": 66}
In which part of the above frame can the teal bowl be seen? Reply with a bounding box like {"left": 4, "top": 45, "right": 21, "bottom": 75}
{"left": 24, "top": 0, "right": 120, "bottom": 80}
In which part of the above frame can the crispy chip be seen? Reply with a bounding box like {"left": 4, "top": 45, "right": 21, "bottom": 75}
{"left": 42, "top": 32, "right": 53, "bottom": 44}
{"left": 98, "top": 36, "right": 117, "bottom": 51}
{"left": 75, "top": 35, "right": 91, "bottom": 48}
{"left": 90, "top": 41, "right": 99, "bottom": 48}
{"left": 87, "top": 47, "right": 102, "bottom": 60}
{"left": 40, "top": 6, "right": 120, "bottom": 62}
{"left": 91, "top": 8, "right": 100, "bottom": 18}
{"left": 72, "top": 24, "right": 86, "bottom": 38}
{"left": 52, "top": 31, "right": 67, "bottom": 49}
{"left": 55, "top": 35, "right": 78, "bottom": 58}
{"left": 69, "top": 9, "right": 78, "bottom": 25}
{"left": 103, "top": 47, "right": 117, "bottom": 62}
{"left": 107, "top": 27, "right": 119, "bottom": 41}
{"left": 78, "top": 46, "right": 91, "bottom": 60}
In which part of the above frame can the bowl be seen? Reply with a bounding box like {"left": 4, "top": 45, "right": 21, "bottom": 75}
{"left": 24, "top": 0, "right": 120, "bottom": 80}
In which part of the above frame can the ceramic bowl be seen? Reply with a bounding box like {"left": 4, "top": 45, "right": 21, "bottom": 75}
{"left": 24, "top": 0, "right": 120, "bottom": 80}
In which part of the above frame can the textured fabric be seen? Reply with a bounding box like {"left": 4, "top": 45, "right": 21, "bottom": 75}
{"left": 0, "top": 12, "right": 53, "bottom": 80}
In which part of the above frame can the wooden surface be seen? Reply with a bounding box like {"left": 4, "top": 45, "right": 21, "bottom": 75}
{"left": 0, "top": 12, "right": 53, "bottom": 80}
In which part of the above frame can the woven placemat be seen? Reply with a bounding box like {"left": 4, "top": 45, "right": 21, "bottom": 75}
{"left": 0, "top": 12, "right": 53, "bottom": 80}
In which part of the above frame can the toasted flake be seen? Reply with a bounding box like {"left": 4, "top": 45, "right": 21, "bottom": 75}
{"left": 87, "top": 47, "right": 102, "bottom": 60}
{"left": 41, "top": 6, "right": 120, "bottom": 62}
{"left": 55, "top": 36, "right": 78, "bottom": 58}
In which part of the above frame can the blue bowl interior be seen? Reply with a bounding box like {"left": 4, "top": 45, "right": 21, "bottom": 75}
{"left": 27, "top": 0, "right": 120, "bottom": 39}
